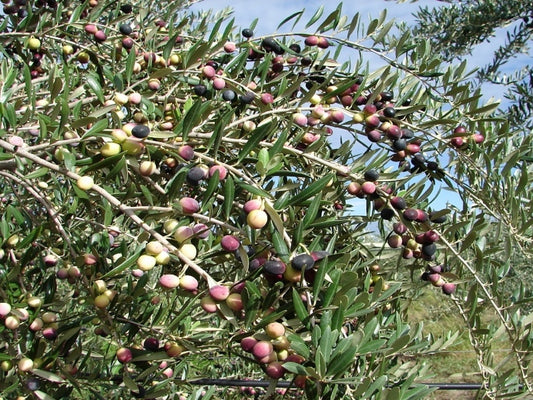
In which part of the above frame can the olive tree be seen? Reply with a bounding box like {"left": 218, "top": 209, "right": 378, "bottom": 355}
{"left": 0, "top": 1, "right": 531, "bottom": 399}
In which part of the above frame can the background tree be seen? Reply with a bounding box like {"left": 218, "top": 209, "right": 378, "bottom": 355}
{"left": 0, "top": 1, "right": 531, "bottom": 399}
{"left": 406, "top": 0, "right": 533, "bottom": 130}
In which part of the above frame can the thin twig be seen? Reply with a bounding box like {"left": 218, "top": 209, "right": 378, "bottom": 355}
{"left": 0, "top": 170, "right": 76, "bottom": 257}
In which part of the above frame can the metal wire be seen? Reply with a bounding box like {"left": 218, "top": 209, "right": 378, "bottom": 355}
{"left": 189, "top": 379, "right": 490, "bottom": 391}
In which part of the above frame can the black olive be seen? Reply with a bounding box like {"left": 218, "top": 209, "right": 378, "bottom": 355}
{"left": 263, "top": 260, "right": 286, "bottom": 275}
{"left": 131, "top": 124, "right": 150, "bottom": 138}
{"left": 291, "top": 254, "right": 315, "bottom": 271}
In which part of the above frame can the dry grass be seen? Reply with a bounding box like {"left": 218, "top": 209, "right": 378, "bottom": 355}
{"left": 404, "top": 288, "right": 514, "bottom": 399}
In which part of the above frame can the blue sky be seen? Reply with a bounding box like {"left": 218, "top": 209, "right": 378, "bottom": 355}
{"left": 189, "top": 0, "right": 441, "bottom": 34}
{"left": 189, "top": 0, "right": 527, "bottom": 104}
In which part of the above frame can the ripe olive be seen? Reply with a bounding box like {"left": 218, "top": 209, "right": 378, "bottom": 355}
{"left": 131, "top": 124, "right": 150, "bottom": 138}
{"left": 263, "top": 260, "right": 286, "bottom": 275}
{"left": 291, "top": 254, "right": 315, "bottom": 271}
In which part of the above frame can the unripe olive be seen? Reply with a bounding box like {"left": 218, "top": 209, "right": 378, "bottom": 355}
{"left": 11, "top": 308, "right": 29, "bottom": 321}
{"left": 139, "top": 161, "right": 157, "bottom": 176}
{"left": 18, "top": 357, "right": 34, "bottom": 372}
{"left": 101, "top": 142, "right": 122, "bottom": 157}
{"left": 155, "top": 251, "right": 170, "bottom": 265}
{"left": 163, "top": 219, "right": 179, "bottom": 234}
{"left": 247, "top": 209, "right": 268, "bottom": 229}
{"left": 137, "top": 254, "right": 156, "bottom": 271}
{"left": 41, "top": 311, "right": 57, "bottom": 324}
{"left": 174, "top": 226, "right": 194, "bottom": 243}
{"left": 164, "top": 341, "right": 184, "bottom": 357}
{"left": 111, "top": 128, "right": 128, "bottom": 143}
{"left": 7, "top": 234, "right": 20, "bottom": 247}
{"left": 179, "top": 243, "right": 197, "bottom": 260}
{"left": 61, "top": 43, "right": 74, "bottom": 55}
{"left": 146, "top": 241, "right": 164, "bottom": 256}
{"left": 113, "top": 92, "right": 129, "bottom": 105}
{"left": 225, "top": 293, "right": 243, "bottom": 312}
{"left": 179, "top": 275, "right": 198, "bottom": 292}
{"left": 273, "top": 335, "right": 290, "bottom": 351}
{"left": 27, "top": 296, "right": 42, "bottom": 308}
{"left": 103, "top": 290, "right": 116, "bottom": 301}
{"left": 122, "top": 138, "right": 145, "bottom": 156}
{"left": 265, "top": 322, "right": 285, "bottom": 339}
{"left": 1, "top": 360, "right": 12, "bottom": 372}
{"left": 5, "top": 315, "right": 20, "bottom": 330}
{"left": 200, "top": 296, "right": 217, "bottom": 313}
{"left": 76, "top": 176, "right": 94, "bottom": 191}
{"left": 0, "top": 302, "right": 11, "bottom": 317}
{"left": 169, "top": 54, "right": 181, "bottom": 65}
{"left": 26, "top": 36, "right": 41, "bottom": 50}
{"left": 94, "top": 294, "right": 110, "bottom": 308}
{"left": 29, "top": 317, "right": 43, "bottom": 331}
{"left": 242, "top": 120, "right": 256, "bottom": 132}
{"left": 77, "top": 51, "right": 90, "bottom": 63}
{"left": 283, "top": 264, "right": 302, "bottom": 282}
